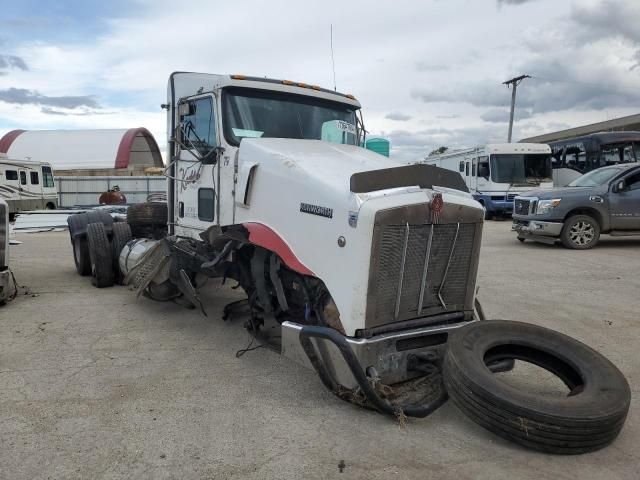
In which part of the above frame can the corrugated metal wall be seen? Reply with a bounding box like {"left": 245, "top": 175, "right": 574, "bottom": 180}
{"left": 55, "top": 176, "right": 166, "bottom": 207}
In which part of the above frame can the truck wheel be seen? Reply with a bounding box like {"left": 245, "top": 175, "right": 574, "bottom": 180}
{"left": 72, "top": 236, "right": 91, "bottom": 276}
{"left": 517, "top": 236, "right": 526, "bottom": 243}
{"left": 560, "top": 215, "right": 600, "bottom": 250}
{"left": 87, "top": 223, "right": 115, "bottom": 288}
{"left": 112, "top": 222, "right": 132, "bottom": 284}
{"left": 443, "top": 320, "right": 630, "bottom": 454}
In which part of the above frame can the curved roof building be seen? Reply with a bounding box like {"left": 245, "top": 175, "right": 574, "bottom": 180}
{"left": 0, "top": 128, "right": 163, "bottom": 172}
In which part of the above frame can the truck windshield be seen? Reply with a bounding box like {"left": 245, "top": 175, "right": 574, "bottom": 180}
{"left": 567, "top": 166, "right": 626, "bottom": 187}
{"left": 490, "top": 154, "right": 552, "bottom": 184}
{"left": 222, "top": 87, "right": 358, "bottom": 146}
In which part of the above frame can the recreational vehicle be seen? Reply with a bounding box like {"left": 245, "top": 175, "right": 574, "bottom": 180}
{"left": 0, "top": 153, "right": 58, "bottom": 216}
{"left": 423, "top": 143, "right": 553, "bottom": 218}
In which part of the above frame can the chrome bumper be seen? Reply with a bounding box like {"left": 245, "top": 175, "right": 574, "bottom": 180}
{"left": 281, "top": 318, "right": 472, "bottom": 389}
{"left": 512, "top": 219, "right": 563, "bottom": 237}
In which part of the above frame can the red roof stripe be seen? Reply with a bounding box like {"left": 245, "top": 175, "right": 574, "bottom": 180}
{"left": 0, "top": 129, "right": 26, "bottom": 154}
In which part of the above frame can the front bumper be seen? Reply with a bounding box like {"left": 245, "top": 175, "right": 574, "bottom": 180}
{"left": 512, "top": 218, "right": 563, "bottom": 237}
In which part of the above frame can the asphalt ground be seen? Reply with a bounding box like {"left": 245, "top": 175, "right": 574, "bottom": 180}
{"left": 1, "top": 222, "right": 639, "bottom": 479}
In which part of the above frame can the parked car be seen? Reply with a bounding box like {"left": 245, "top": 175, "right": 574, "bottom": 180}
{"left": 512, "top": 163, "right": 640, "bottom": 249}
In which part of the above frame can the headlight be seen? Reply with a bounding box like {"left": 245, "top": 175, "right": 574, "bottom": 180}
{"left": 536, "top": 199, "right": 561, "bottom": 215}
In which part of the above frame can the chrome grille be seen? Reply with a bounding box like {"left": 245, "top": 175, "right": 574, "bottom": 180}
{"left": 507, "top": 193, "right": 518, "bottom": 201}
{"left": 370, "top": 223, "right": 476, "bottom": 327}
{"left": 513, "top": 198, "right": 530, "bottom": 215}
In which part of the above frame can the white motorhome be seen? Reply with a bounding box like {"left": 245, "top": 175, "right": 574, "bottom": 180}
{"left": 422, "top": 144, "right": 553, "bottom": 218}
{"left": 0, "top": 153, "right": 58, "bottom": 216}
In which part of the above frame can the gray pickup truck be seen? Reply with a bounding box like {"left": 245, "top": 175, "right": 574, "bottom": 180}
{"left": 512, "top": 163, "right": 640, "bottom": 249}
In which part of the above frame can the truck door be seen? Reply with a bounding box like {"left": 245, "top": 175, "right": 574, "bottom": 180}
{"left": 609, "top": 170, "right": 640, "bottom": 230}
{"left": 174, "top": 94, "right": 220, "bottom": 238}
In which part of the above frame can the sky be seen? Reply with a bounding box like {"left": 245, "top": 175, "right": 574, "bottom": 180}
{"left": 1, "top": 0, "right": 639, "bottom": 162}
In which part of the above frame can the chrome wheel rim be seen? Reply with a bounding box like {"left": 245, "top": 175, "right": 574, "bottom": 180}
{"left": 569, "top": 221, "right": 595, "bottom": 246}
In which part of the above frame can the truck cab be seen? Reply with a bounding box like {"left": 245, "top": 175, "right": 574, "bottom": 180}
{"left": 512, "top": 163, "right": 640, "bottom": 249}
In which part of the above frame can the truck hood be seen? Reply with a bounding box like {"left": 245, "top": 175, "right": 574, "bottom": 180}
{"left": 519, "top": 186, "right": 597, "bottom": 199}
{"left": 239, "top": 138, "right": 405, "bottom": 192}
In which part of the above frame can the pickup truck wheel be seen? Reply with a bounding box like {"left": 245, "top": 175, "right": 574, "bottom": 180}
{"left": 443, "top": 320, "right": 630, "bottom": 454}
{"left": 87, "top": 223, "right": 115, "bottom": 288}
{"left": 561, "top": 215, "right": 600, "bottom": 250}
{"left": 112, "top": 222, "right": 132, "bottom": 284}
{"left": 517, "top": 236, "right": 526, "bottom": 243}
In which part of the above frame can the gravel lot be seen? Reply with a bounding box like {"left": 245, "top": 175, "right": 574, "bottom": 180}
{"left": 1, "top": 222, "right": 639, "bottom": 479}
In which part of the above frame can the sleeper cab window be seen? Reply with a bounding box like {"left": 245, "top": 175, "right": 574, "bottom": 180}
{"left": 198, "top": 188, "right": 215, "bottom": 222}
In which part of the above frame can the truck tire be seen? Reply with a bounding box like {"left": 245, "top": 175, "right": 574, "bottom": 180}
{"left": 112, "top": 222, "right": 132, "bottom": 284}
{"left": 443, "top": 320, "right": 630, "bottom": 454}
{"left": 87, "top": 223, "right": 115, "bottom": 288}
{"left": 72, "top": 236, "right": 91, "bottom": 276}
{"left": 560, "top": 215, "right": 600, "bottom": 250}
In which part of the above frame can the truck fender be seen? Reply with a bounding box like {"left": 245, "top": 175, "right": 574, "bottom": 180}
{"left": 243, "top": 222, "right": 315, "bottom": 277}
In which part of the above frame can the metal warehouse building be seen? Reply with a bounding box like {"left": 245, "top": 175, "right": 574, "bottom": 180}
{"left": 0, "top": 128, "right": 164, "bottom": 176}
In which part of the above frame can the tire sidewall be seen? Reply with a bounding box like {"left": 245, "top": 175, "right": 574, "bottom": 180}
{"left": 561, "top": 215, "right": 600, "bottom": 249}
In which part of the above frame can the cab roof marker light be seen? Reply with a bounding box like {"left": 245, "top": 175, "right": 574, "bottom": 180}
{"left": 311, "top": 85, "right": 321, "bottom": 90}
{"left": 346, "top": 94, "right": 356, "bottom": 99}
{"left": 297, "top": 82, "right": 309, "bottom": 88}
{"left": 231, "top": 74, "right": 247, "bottom": 80}
{"left": 282, "top": 80, "right": 295, "bottom": 85}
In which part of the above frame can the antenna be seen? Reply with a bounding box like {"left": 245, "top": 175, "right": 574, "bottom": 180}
{"left": 330, "top": 24, "right": 337, "bottom": 91}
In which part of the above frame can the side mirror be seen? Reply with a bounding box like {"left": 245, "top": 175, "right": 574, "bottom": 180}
{"left": 614, "top": 180, "right": 626, "bottom": 193}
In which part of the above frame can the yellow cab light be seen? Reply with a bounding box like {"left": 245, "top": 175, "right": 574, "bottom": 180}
{"left": 231, "top": 74, "right": 246, "bottom": 80}
{"left": 346, "top": 94, "right": 356, "bottom": 99}
{"left": 297, "top": 82, "right": 309, "bottom": 88}
{"left": 282, "top": 79, "right": 295, "bottom": 85}
{"left": 311, "top": 85, "right": 321, "bottom": 90}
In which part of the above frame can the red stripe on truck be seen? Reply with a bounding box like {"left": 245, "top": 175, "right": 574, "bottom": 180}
{"left": 243, "top": 222, "right": 315, "bottom": 277}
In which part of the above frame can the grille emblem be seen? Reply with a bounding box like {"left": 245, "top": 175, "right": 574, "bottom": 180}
{"left": 431, "top": 193, "right": 443, "bottom": 224}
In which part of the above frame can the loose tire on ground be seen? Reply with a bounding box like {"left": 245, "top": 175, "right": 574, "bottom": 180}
{"left": 112, "top": 222, "right": 132, "bottom": 284}
{"left": 560, "top": 214, "right": 600, "bottom": 250}
{"left": 443, "top": 320, "right": 630, "bottom": 454}
{"left": 87, "top": 223, "right": 115, "bottom": 288}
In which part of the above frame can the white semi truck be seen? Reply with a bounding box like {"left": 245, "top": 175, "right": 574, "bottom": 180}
{"left": 65, "top": 73, "right": 630, "bottom": 453}
{"left": 423, "top": 144, "right": 553, "bottom": 218}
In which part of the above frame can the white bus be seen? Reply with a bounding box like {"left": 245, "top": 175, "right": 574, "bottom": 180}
{"left": 422, "top": 143, "right": 553, "bottom": 218}
{"left": 0, "top": 154, "right": 58, "bottom": 216}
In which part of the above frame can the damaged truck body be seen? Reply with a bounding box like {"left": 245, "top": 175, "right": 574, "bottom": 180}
{"left": 66, "top": 73, "right": 630, "bottom": 454}
{"left": 161, "top": 72, "right": 485, "bottom": 414}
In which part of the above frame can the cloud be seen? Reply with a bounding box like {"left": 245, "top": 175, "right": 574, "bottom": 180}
{"left": 0, "top": 88, "right": 100, "bottom": 109}
{"left": 481, "top": 108, "right": 532, "bottom": 123}
{"left": 0, "top": 54, "right": 28, "bottom": 71}
{"left": 497, "top": 0, "right": 537, "bottom": 5}
{"left": 415, "top": 61, "right": 449, "bottom": 72}
{"left": 385, "top": 112, "right": 412, "bottom": 121}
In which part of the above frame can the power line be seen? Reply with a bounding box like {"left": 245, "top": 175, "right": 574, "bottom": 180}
{"left": 503, "top": 74, "right": 530, "bottom": 143}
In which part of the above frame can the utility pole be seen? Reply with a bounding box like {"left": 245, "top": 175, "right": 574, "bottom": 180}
{"left": 503, "top": 74, "right": 530, "bottom": 143}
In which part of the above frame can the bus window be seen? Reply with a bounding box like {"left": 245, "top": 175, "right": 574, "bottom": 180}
{"left": 601, "top": 145, "right": 620, "bottom": 166}
{"left": 30, "top": 171, "right": 39, "bottom": 184}
{"left": 565, "top": 145, "right": 587, "bottom": 172}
